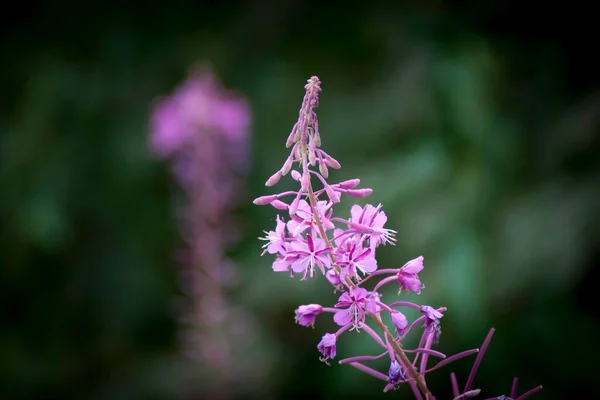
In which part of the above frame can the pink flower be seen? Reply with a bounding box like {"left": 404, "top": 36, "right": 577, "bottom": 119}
{"left": 287, "top": 234, "right": 332, "bottom": 279}
{"left": 317, "top": 333, "right": 337, "bottom": 363}
{"left": 337, "top": 238, "right": 378, "bottom": 280}
{"left": 259, "top": 215, "right": 287, "bottom": 255}
{"left": 421, "top": 305, "right": 444, "bottom": 325}
{"left": 348, "top": 204, "right": 397, "bottom": 247}
{"left": 333, "top": 288, "right": 371, "bottom": 329}
{"left": 295, "top": 304, "right": 323, "bottom": 327}
{"left": 391, "top": 310, "right": 408, "bottom": 335}
{"left": 286, "top": 200, "right": 334, "bottom": 236}
{"left": 397, "top": 255, "right": 425, "bottom": 294}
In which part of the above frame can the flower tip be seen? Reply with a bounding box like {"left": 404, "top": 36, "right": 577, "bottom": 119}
{"left": 265, "top": 171, "right": 282, "bottom": 186}
{"left": 253, "top": 195, "right": 277, "bottom": 205}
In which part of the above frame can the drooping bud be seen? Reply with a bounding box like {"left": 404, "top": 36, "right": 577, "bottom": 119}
{"left": 319, "top": 160, "right": 329, "bottom": 178}
{"left": 326, "top": 155, "right": 341, "bottom": 169}
{"left": 291, "top": 170, "right": 301, "bottom": 181}
{"left": 388, "top": 360, "right": 405, "bottom": 385}
{"left": 253, "top": 194, "right": 278, "bottom": 205}
{"left": 345, "top": 188, "right": 373, "bottom": 198}
{"left": 265, "top": 171, "right": 282, "bottom": 186}
{"left": 325, "top": 185, "right": 341, "bottom": 203}
{"left": 281, "top": 156, "right": 294, "bottom": 176}
{"left": 338, "top": 179, "right": 360, "bottom": 189}
{"left": 270, "top": 200, "right": 289, "bottom": 210}
{"left": 289, "top": 195, "right": 301, "bottom": 216}
{"left": 286, "top": 122, "right": 299, "bottom": 148}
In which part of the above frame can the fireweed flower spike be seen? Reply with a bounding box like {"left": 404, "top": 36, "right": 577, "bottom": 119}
{"left": 254, "top": 76, "right": 541, "bottom": 398}
{"left": 151, "top": 65, "right": 261, "bottom": 397}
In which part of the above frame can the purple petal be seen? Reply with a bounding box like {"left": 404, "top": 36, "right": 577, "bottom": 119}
{"left": 334, "top": 309, "right": 352, "bottom": 326}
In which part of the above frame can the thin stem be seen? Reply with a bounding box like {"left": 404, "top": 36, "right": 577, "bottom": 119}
{"left": 369, "top": 314, "right": 433, "bottom": 398}
{"left": 515, "top": 385, "right": 543, "bottom": 400}
{"left": 450, "top": 372, "right": 460, "bottom": 397}
{"left": 511, "top": 377, "right": 519, "bottom": 398}
{"left": 464, "top": 328, "right": 495, "bottom": 392}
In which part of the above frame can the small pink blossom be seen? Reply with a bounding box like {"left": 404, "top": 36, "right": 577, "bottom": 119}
{"left": 333, "top": 288, "right": 371, "bottom": 329}
{"left": 391, "top": 310, "right": 408, "bottom": 335}
{"left": 317, "top": 333, "right": 337, "bottom": 364}
{"left": 287, "top": 199, "right": 334, "bottom": 236}
{"left": 287, "top": 234, "right": 332, "bottom": 279}
{"left": 421, "top": 305, "right": 444, "bottom": 325}
{"left": 259, "top": 215, "right": 287, "bottom": 255}
{"left": 295, "top": 304, "right": 323, "bottom": 327}
{"left": 348, "top": 204, "right": 397, "bottom": 247}
{"left": 397, "top": 255, "right": 425, "bottom": 294}
{"left": 337, "top": 238, "right": 378, "bottom": 280}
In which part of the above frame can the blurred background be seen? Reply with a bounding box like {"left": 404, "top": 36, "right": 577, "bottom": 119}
{"left": 2, "top": 1, "right": 599, "bottom": 399}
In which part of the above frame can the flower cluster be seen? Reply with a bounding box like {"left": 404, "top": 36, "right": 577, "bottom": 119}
{"left": 254, "top": 76, "right": 542, "bottom": 399}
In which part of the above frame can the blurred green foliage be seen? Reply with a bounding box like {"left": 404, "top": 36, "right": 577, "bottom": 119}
{"left": 1, "top": 2, "right": 599, "bottom": 399}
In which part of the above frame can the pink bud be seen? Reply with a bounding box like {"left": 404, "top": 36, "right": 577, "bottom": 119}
{"left": 345, "top": 188, "right": 373, "bottom": 198}
{"left": 338, "top": 179, "right": 360, "bottom": 189}
{"left": 326, "top": 269, "right": 341, "bottom": 286}
{"left": 253, "top": 195, "right": 278, "bottom": 205}
{"left": 300, "top": 173, "right": 310, "bottom": 191}
{"left": 281, "top": 157, "right": 294, "bottom": 176}
{"left": 319, "top": 161, "right": 329, "bottom": 179}
{"left": 325, "top": 185, "right": 341, "bottom": 203}
{"left": 265, "top": 171, "right": 282, "bottom": 186}
{"left": 327, "top": 156, "right": 341, "bottom": 169}
{"left": 289, "top": 195, "right": 301, "bottom": 216}
{"left": 291, "top": 170, "right": 301, "bottom": 181}
{"left": 286, "top": 123, "right": 299, "bottom": 148}
{"left": 391, "top": 311, "right": 408, "bottom": 331}
{"left": 308, "top": 149, "right": 317, "bottom": 166}
{"left": 271, "top": 200, "right": 289, "bottom": 210}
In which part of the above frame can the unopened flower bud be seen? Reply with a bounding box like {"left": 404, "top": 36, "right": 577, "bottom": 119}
{"left": 338, "top": 179, "right": 360, "bottom": 189}
{"left": 289, "top": 195, "right": 301, "bottom": 216}
{"left": 319, "top": 161, "right": 329, "bottom": 178}
{"left": 345, "top": 188, "right": 373, "bottom": 198}
{"left": 388, "top": 360, "right": 405, "bottom": 384}
{"left": 391, "top": 311, "right": 408, "bottom": 335}
{"left": 326, "top": 269, "right": 341, "bottom": 286}
{"left": 253, "top": 195, "right": 278, "bottom": 205}
{"left": 286, "top": 123, "right": 299, "bottom": 148}
{"left": 265, "top": 171, "right": 282, "bottom": 186}
{"left": 308, "top": 149, "right": 317, "bottom": 166}
{"left": 325, "top": 185, "right": 341, "bottom": 203}
{"left": 327, "top": 156, "right": 341, "bottom": 169}
{"left": 281, "top": 157, "right": 294, "bottom": 176}
{"left": 271, "top": 200, "right": 289, "bottom": 210}
{"left": 291, "top": 170, "right": 301, "bottom": 181}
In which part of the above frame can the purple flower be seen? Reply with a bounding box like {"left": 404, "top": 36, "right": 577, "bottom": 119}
{"left": 260, "top": 215, "right": 287, "bottom": 255}
{"left": 333, "top": 287, "right": 370, "bottom": 329}
{"left": 317, "top": 333, "right": 337, "bottom": 364}
{"left": 337, "top": 238, "right": 378, "bottom": 280}
{"left": 287, "top": 200, "right": 334, "bottom": 236}
{"left": 421, "top": 305, "right": 444, "bottom": 326}
{"left": 326, "top": 269, "right": 342, "bottom": 286}
{"left": 287, "top": 234, "right": 332, "bottom": 279}
{"left": 388, "top": 360, "right": 405, "bottom": 385}
{"left": 295, "top": 304, "right": 323, "bottom": 327}
{"left": 390, "top": 310, "right": 408, "bottom": 336}
{"left": 397, "top": 255, "right": 425, "bottom": 294}
{"left": 348, "top": 204, "right": 397, "bottom": 247}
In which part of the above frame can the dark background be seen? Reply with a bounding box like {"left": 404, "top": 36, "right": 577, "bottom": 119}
{"left": 2, "top": 1, "right": 599, "bottom": 399}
